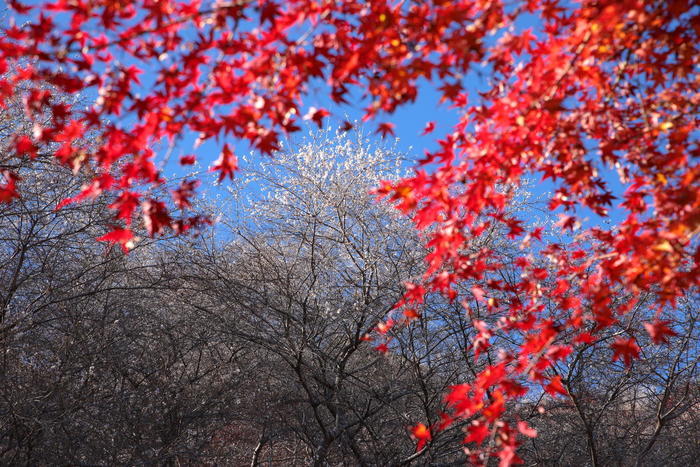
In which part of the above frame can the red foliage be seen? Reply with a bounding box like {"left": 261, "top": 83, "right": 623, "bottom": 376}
{"left": 421, "top": 121, "right": 436, "bottom": 136}
{"left": 611, "top": 337, "right": 641, "bottom": 367}
{"left": 96, "top": 228, "right": 134, "bottom": 253}
{"left": 210, "top": 144, "right": 238, "bottom": 182}
{"left": 0, "top": 170, "right": 20, "bottom": 203}
{"left": 410, "top": 423, "right": 431, "bottom": 451}
{"left": 0, "top": 0, "right": 697, "bottom": 463}
{"left": 644, "top": 320, "right": 678, "bottom": 345}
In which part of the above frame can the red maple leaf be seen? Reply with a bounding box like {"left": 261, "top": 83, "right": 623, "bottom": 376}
{"left": 643, "top": 321, "right": 677, "bottom": 345}
{"left": 0, "top": 170, "right": 20, "bottom": 203}
{"left": 464, "top": 420, "right": 490, "bottom": 445}
{"left": 304, "top": 107, "right": 330, "bottom": 128}
{"left": 374, "top": 343, "right": 389, "bottom": 354}
{"left": 403, "top": 282, "right": 425, "bottom": 304}
{"left": 376, "top": 122, "right": 395, "bottom": 138}
{"left": 517, "top": 421, "right": 537, "bottom": 438}
{"left": 15, "top": 135, "right": 37, "bottom": 158}
{"left": 142, "top": 199, "right": 171, "bottom": 237}
{"left": 97, "top": 228, "right": 134, "bottom": 253}
{"left": 210, "top": 144, "right": 238, "bottom": 182}
{"left": 179, "top": 154, "right": 196, "bottom": 165}
{"left": 109, "top": 192, "right": 140, "bottom": 226}
{"left": 172, "top": 180, "right": 200, "bottom": 209}
{"left": 544, "top": 375, "right": 567, "bottom": 397}
{"left": 9, "top": 0, "right": 32, "bottom": 14}
{"left": 611, "top": 337, "right": 641, "bottom": 367}
{"left": 421, "top": 121, "right": 436, "bottom": 135}
{"left": 410, "top": 423, "right": 431, "bottom": 450}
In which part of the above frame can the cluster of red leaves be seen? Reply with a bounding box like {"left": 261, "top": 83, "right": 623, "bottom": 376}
{"left": 375, "top": 1, "right": 699, "bottom": 463}
{"left": 1, "top": 0, "right": 698, "bottom": 463}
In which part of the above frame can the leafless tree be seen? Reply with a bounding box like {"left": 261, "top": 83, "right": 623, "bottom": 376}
{"left": 1, "top": 111, "right": 697, "bottom": 466}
